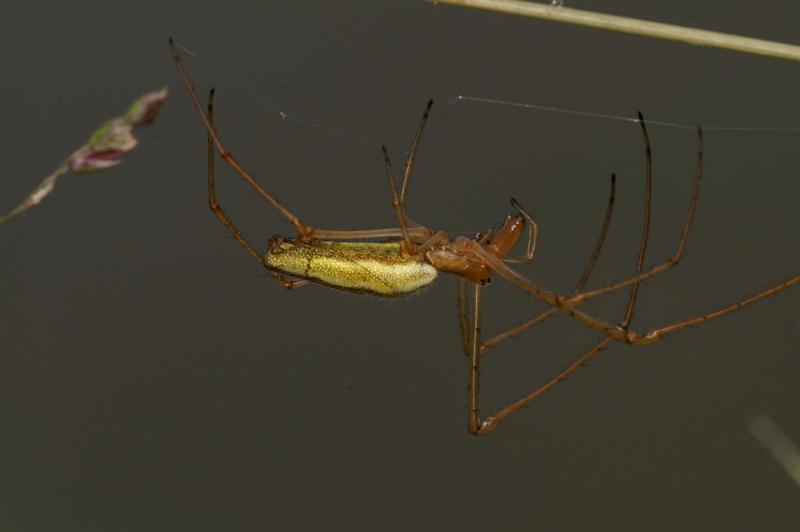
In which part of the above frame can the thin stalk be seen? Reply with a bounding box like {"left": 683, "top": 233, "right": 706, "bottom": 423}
{"left": 427, "top": 0, "right": 800, "bottom": 62}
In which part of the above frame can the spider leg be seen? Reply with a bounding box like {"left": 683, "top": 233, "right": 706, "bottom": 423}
{"left": 470, "top": 124, "right": 704, "bottom": 309}
{"left": 383, "top": 146, "right": 416, "bottom": 254}
{"left": 480, "top": 307, "right": 558, "bottom": 355}
{"left": 458, "top": 279, "right": 472, "bottom": 357}
{"left": 468, "top": 193, "right": 796, "bottom": 433}
{"left": 634, "top": 275, "right": 799, "bottom": 341}
{"left": 566, "top": 275, "right": 800, "bottom": 345}
{"left": 564, "top": 124, "right": 702, "bottom": 308}
{"left": 462, "top": 275, "right": 615, "bottom": 435}
{"left": 620, "top": 113, "right": 654, "bottom": 329}
{"left": 474, "top": 337, "right": 614, "bottom": 435}
{"left": 309, "top": 226, "right": 434, "bottom": 241}
{"left": 381, "top": 100, "right": 435, "bottom": 255}
{"left": 462, "top": 261, "right": 800, "bottom": 435}
{"left": 271, "top": 273, "right": 310, "bottom": 289}
{"left": 207, "top": 88, "right": 307, "bottom": 297}
{"left": 400, "top": 99, "right": 433, "bottom": 203}
{"left": 416, "top": 231, "right": 450, "bottom": 253}
{"left": 477, "top": 272, "right": 796, "bottom": 435}
{"left": 463, "top": 115, "right": 797, "bottom": 433}
{"left": 465, "top": 167, "right": 631, "bottom": 434}
{"left": 172, "top": 40, "right": 437, "bottom": 246}
{"left": 480, "top": 173, "right": 616, "bottom": 354}
{"left": 170, "top": 39, "right": 312, "bottom": 237}
{"left": 475, "top": 203, "right": 798, "bottom": 345}
{"left": 467, "top": 282, "right": 483, "bottom": 433}
{"left": 205, "top": 88, "right": 262, "bottom": 263}
{"left": 572, "top": 174, "right": 617, "bottom": 294}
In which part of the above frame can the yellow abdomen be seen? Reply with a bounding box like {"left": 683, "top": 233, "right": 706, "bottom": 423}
{"left": 264, "top": 239, "right": 438, "bottom": 297}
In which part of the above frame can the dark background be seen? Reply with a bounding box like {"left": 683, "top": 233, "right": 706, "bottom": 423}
{"left": 1, "top": 1, "right": 798, "bottom": 531}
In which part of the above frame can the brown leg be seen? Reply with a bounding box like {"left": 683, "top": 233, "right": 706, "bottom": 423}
{"left": 468, "top": 282, "right": 483, "bottom": 434}
{"left": 467, "top": 165, "right": 634, "bottom": 434}
{"left": 458, "top": 279, "right": 472, "bottom": 357}
{"left": 470, "top": 120, "right": 793, "bottom": 344}
{"left": 463, "top": 114, "right": 797, "bottom": 433}
{"left": 620, "top": 113, "right": 653, "bottom": 329}
{"left": 474, "top": 119, "right": 652, "bottom": 432}
{"left": 309, "top": 226, "right": 433, "bottom": 241}
{"left": 172, "top": 39, "right": 438, "bottom": 246}
{"left": 416, "top": 231, "right": 450, "bottom": 253}
{"left": 271, "top": 273, "right": 310, "bottom": 289}
{"left": 463, "top": 279, "right": 613, "bottom": 435}
{"left": 480, "top": 173, "right": 617, "bottom": 354}
{"left": 400, "top": 99, "right": 434, "bottom": 202}
{"left": 382, "top": 146, "right": 416, "bottom": 253}
{"left": 381, "top": 100, "right": 435, "bottom": 255}
{"left": 466, "top": 124, "right": 704, "bottom": 309}
{"left": 640, "top": 276, "right": 799, "bottom": 340}
{"left": 573, "top": 174, "right": 617, "bottom": 293}
{"left": 565, "top": 124, "right": 702, "bottom": 308}
{"left": 470, "top": 244, "right": 796, "bottom": 434}
{"left": 205, "top": 88, "right": 263, "bottom": 263}
{"left": 170, "top": 39, "right": 311, "bottom": 237}
{"left": 476, "top": 338, "right": 614, "bottom": 434}
{"left": 565, "top": 276, "right": 800, "bottom": 345}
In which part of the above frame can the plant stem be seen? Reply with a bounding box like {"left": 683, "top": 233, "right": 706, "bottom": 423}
{"left": 427, "top": 0, "right": 800, "bottom": 62}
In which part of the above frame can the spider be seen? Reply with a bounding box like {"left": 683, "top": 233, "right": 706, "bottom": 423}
{"left": 169, "top": 39, "right": 798, "bottom": 435}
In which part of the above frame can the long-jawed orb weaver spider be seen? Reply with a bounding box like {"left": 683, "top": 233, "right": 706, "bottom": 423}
{"left": 169, "top": 39, "right": 799, "bottom": 435}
